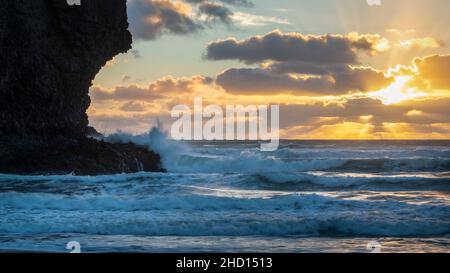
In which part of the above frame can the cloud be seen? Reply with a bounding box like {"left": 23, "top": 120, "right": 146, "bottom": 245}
{"left": 205, "top": 30, "right": 388, "bottom": 64}
{"left": 88, "top": 113, "right": 164, "bottom": 135}
{"left": 89, "top": 91, "right": 450, "bottom": 137}
{"left": 231, "top": 12, "right": 290, "bottom": 27}
{"left": 386, "top": 29, "right": 417, "bottom": 35}
{"left": 413, "top": 54, "right": 450, "bottom": 90}
{"left": 103, "top": 58, "right": 118, "bottom": 68}
{"left": 204, "top": 30, "right": 399, "bottom": 95}
{"left": 269, "top": 62, "right": 393, "bottom": 90}
{"left": 88, "top": 75, "right": 214, "bottom": 134}
{"left": 128, "top": 0, "right": 257, "bottom": 40}
{"left": 216, "top": 66, "right": 393, "bottom": 96}
{"left": 216, "top": 0, "right": 253, "bottom": 7}
{"left": 384, "top": 29, "right": 444, "bottom": 50}
{"left": 120, "top": 101, "right": 151, "bottom": 112}
{"left": 148, "top": 75, "right": 213, "bottom": 93}
{"left": 215, "top": 63, "right": 393, "bottom": 96}
{"left": 88, "top": 69, "right": 450, "bottom": 138}
{"left": 129, "top": 49, "right": 143, "bottom": 58}
{"left": 216, "top": 68, "right": 334, "bottom": 95}
{"left": 128, "top": 0, "right": 202, "bottom": 41}
{"left": 198, "top": 2, "right": 233, "bottom": 24}
{"left": 278, "top": 97, "right": 450, "bottom": 134}
{"left": 90, "top": 75, "right": 212, "bottom": 102}
{"left": 122, "top": 75, "right": 132, "bottom": 83}
{"left": 398, "top": 37, "right": 444, "bottom": 50}
{"left": 267, "top": 61, "right": 344, "bottom": 75}
{"left": 90, "top": 85, "right": 162, "bottom": 102}
{"left": 332, "top": 66, "right": 394, "bottom": 92}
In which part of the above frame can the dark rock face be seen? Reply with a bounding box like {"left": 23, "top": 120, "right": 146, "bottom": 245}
{"left": 0, "top": 137, "right": 162, "bottom": 176}
{"left": 0, "top": 0, "right": 163, "bottom": 174}
{"left": 0, "top": 0, "right": 131, "bottom": 137}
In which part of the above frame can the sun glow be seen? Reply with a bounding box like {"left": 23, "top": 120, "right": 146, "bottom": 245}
{"left": 368, "top": 76, "right": 424, "bottom": 105}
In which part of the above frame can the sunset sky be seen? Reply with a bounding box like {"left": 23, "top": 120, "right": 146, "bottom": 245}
{"left": 89, "top": 0, "right": 450, "bottom": 139}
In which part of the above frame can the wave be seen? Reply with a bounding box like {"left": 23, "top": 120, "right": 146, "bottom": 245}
{"left": 100, "top": 127, "right": 450, "bottom": 174}
{"left": 166, "top": 155, "right": 450, "bottom": 173}
{"left": 1, "top": 215, "right": 448, "bottom": 237}
{"left": 105, "top": 126, "right": 188, "bottom": 170}
{"left": 1, "top": 129, "right": 448, "bottom": 240}
{"left": 237, "top": 172, "right": 450, "bottom": 191}
{"left": 1, "top": 170, "right": 449, "bottom": 195}
{"left": 0, "top": 192, "right": 448, "bottom": 237}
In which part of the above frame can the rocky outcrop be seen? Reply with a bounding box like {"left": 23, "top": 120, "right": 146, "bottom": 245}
{"left": 0, "top": 0, "right": 163, "bottom": 174}
{"left": 0, "top": 0, "right": 131, "bottom": 137}
{"left": 0, "top": 137, "right": 162, "bottom": 175}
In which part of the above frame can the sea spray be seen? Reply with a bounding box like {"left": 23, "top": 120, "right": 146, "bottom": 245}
{"left": 0, "top": 140, "right": 449, "bottom": 251}
{"left": 105, "top": 126, "right": 189, "bottom": 171}
{"left": 104, "top": 131, "right": 450, "bottom": 173}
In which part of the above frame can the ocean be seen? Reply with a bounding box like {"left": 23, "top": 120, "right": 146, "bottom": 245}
{"left": 0, "top": 132, "right": 449, "bottom": 252}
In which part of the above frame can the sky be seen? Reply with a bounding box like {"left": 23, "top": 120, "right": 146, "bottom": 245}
{"left": 89, "top": 0, "right": 450, "bottom": 139}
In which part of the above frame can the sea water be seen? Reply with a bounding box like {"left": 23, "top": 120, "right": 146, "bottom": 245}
{"left": 0, "top": 131, "right": 449, "bottom": 252}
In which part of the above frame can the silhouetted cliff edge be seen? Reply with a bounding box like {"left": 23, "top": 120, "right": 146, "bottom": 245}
{"left": 0, "top": 0, "right": 163, "bottom": 175}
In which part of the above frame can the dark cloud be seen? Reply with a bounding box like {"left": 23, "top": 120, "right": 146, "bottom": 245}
{"left": 207, "top": 30, "right": 393, "bottom": 95}
{"left": 128, "top": 0, "right": 255, "bottom": 41}
{"left": 188, "top": 0, "right": 254, "bottom": 26}
{"left": 332, "top": 67, "right": 394, "bottom": 92}
{"left": 198, "top": 2, "right": 233, "bottom": 25}
{"left": 206, "top": 30, "right": 386, "bottom": 64}
{"left": 216, "top": 66, "right": 393, "bottom": 95}
{"left": 128, "top": 0, "right": 202, "bottom": 41}
{"left": 268, "top": 61, "right": 345, "bottom": 75}
{"left": 270, "top": 62, "right": 394, "bottom": 92}
{"left": 216, "top": 68, "right": 335, "bottom": 95}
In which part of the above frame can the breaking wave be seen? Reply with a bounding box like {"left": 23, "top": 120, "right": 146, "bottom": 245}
{"left": 104, "top": 128, "right": 450, "bottom": 173}
{"left": 1, "top": 128, "right": 449, "bottom": 249}
{"left": 0, "top": 190, "right": 449, "bottom": 237}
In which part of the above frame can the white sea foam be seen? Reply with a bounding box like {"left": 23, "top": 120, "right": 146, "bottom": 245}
{"left": 1, "top": 134, "right": 449, "bottom": 245}
{"left": 103, "top": 128, "right": 450, "bottom": 173}
{"left": 0, "top": 191, "right": 449, "bottom": 236}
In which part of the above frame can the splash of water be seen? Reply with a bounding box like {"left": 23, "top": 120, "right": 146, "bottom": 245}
{"left": 104, "top": 124, "right": 189, "bottom": 171}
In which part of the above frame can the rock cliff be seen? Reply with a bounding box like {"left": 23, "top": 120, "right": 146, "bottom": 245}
{"left": 0, "top": 0, "right": 163, "bottom": 174}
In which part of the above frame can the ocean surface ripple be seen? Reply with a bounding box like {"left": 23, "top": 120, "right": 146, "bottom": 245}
{"left": 1, "top": 133, "right": 449, "bottom": 252}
